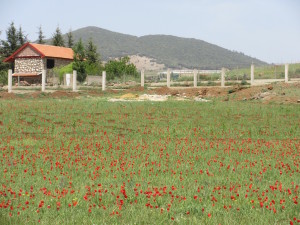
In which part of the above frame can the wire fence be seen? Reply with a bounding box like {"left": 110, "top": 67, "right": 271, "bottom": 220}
{"left": 5, "top": 63, "right": 300, "bottom": 91}
{"left": 144, "top": 71, "right": 224, "bottom": 87}
{"left": 226, "top": 64, "right": 300, "bottom": 81}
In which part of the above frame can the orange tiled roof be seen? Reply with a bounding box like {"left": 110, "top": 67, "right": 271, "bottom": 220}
{"left": 4, "top": 43, "right": 74, "bottom": 62}
{"left": 30, "top": 43, "right": 74, "bottom": 60}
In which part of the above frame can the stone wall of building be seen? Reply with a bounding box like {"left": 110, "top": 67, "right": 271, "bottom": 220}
{"left": 14, "top": 57, "right": 72, "bottom": 84}
{"left": 15, "top": 58, "right": 43, "bottom": 73}
{"left": 56, "top": 58, "right": 73, "bottom": 68}
{"left": 17, "top": 47, "right": 39, "bottom": 57}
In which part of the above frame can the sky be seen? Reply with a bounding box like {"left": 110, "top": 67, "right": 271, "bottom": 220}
{"left": 0, "top": 0, "right": 299, "bottom": 64}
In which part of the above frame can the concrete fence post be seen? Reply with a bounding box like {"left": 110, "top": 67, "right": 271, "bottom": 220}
{"left": 285, "top": 63, "right": 289, "bottom": 83}
{"left": 221, "top": 68, "right": 225, "bottom": 87}
{"left": 73, "top": 70, "right": 77, "bottom": 91}
{"left": 8, "top": 69, "right": 12, "bottom": 93}
{"left": 141, "top": 69, "right": 145, "bottom": 87}
{"left": 167, "top": 69, "right": 171, "bottom": 88}
{"left": 251, "top": 64, "right": 254, "bottom": 86}
{"left": 193, "top": 69, "right": 197, "bottom": 87}
{"left": 102, "top": 71, "right": 106, "bottom": 91}
{"left": 42, "top": 69, "right": 46, "bottom": 92}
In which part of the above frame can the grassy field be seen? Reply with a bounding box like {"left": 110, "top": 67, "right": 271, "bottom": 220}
{"left": 226, "top": 63, "right": 300, "bottom": 80}
{"left": 0, "top": 97, "right": 300, "bottom": 224}
{"left": 143, "top": 63, "right": 300, "bottom": 83}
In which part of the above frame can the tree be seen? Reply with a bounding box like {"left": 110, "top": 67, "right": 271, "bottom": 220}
{"left": 66, "top": 29, "right": 74, "bottom": 48}
{"left": 121, "top": 56, "right": 138, "bottom": 75}
{"left": 18, "top": 26, "right": 27, "bottom": 46}
{"left": 0, "top": 43, "right": 9, "bottom": 84}
{"left": 37, "top": 25, "right": 45, "bottom": 44}
{"left": 72, "top": 39, "right": 103, "bottom": 79}
{"left": 1, "top": 22, "right": 28, "bottom": 71}
{"left": 105, "top": 56, "right": 138, "bottom": 80}
{"left": 86, "top": 38, "right": 99, "bottom": 64}
{"left": 1, "top": 22, "right": 19, "bottom": 57}
{"left": 72, "top": 39, "right": 86, "bottom": 82}
{"left": 73, "top": 39, "right": 85, "bottom": 61}
{"left": 52, "top": 26, "right": 65, "bottom": 47}
{"left": 85, "top": 39, "right": 102, "bottom": 75}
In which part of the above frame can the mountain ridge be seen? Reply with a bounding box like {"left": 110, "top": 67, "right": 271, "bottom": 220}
{"left": 62, "top": 26, "right": 268, "bottom": 70}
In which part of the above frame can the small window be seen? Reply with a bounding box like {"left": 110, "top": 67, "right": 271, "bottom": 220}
{"left": 47, "top": 59, "right": 55, "bottom": 69}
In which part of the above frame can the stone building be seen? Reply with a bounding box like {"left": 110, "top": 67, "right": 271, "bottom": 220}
{"left": 4, "top": 42, "right": 73, "bottom": 84}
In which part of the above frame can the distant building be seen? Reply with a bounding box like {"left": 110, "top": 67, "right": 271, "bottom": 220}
{"left": 4, "top": 43, "right": 73, "bottom": 84}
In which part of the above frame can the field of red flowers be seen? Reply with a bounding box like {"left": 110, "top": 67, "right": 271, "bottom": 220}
{"left": 0, "top": 98, "right": 299, "bottom": 224}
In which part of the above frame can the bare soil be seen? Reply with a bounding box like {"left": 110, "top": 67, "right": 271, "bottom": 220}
{"left": 1, "top": 82, "right": 299, "bottom": 104}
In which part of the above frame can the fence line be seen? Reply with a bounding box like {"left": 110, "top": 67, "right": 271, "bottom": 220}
{"left": 7, "top": 63, "right": 300, "bottom": 93}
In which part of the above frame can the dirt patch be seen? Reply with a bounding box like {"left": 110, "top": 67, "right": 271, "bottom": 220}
{"left": 50, "top": 91, "right": 80, "bottom": 98}
{"left": 262, "top": 95, "right": 299, "bottom": 104}
{"left": 139, "top": 94, "right": 169, "bottom": 101}
{"left": 0, "top": 82, "right": 299, "bottom": 104}
{"left": 0, "top": 92, "right": 19, "bottom": 99}
{"left": 148, "top": 87, "right": 172, "bottom": 95}
{"left": 109, "top": 94, "right": 170, "bottom": 102}
{"left": 229, "top": 86, "right": 262, "bottom": 100}
{"left": 145, "top": 83, "right": 299, "bottom": 104}
{"left": 227, "top": 83, "right": 300, "bottom": 104}
{"left": 125, "top": 86, "right": 145, "bottom": 92}
{"left": 147, "top": 87, "right": 228, "bottom": 98}
{"left": 120, "top": 93, "right": 138, "bottom": 99}
{"left": 29, "top": 91, "right": 42, "bottom": 98}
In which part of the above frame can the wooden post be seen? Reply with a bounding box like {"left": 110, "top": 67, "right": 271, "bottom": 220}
{"left": 42, "top": 69, "right": 46, "bottom": 92}
{"left": 251, "top": 64, "right": 254, "bottom": 85}
{"left": 8, "top": 69, "right": 12, "bottom": 93}
{"left": 285, "top": 64, "right": 289, "bottom": 83}
{"left": 221, "top": 68, "right": 225, "bottom": 87}
{"left": 193, "top": 69, "right": 197, "bottom": 87}
{"left": 167, "top": 69, "right": 170, "bottom": 88}
{"left": 141, "top": 69, "right": 145, "bottom": 87}
{"left": 102, "top": 71, "right": 106, "bottom": 91}
{"left": 73, "top": 70, "right": 77, "bottom": 91}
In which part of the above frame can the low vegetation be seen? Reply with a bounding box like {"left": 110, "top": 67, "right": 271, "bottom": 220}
{"left": 226, "top": 63, "right": 300, "bottom": 80}
{"left": 105, "top": 56, "right": 138, "bottom": 81}
{"left": 0, "top": 93, "right": 299, "bottom": 224}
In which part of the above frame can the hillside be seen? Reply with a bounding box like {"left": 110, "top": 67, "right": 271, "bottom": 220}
{"left": 63, "top": 26, "right": 268, "bottom": 70}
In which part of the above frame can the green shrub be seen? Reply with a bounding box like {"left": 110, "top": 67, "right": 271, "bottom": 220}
{"left": 85, "top": 63, "right": 103, "bottom": 75}
{"left": 178, "top": 76, "right": 193, "bottom": 82}
{"left": 54, "top": 63, "right": 73, "bottom": 84}
{"left": 241, "top": 80, "right": 249, "bottom": 85}
{"left": 207, "top": 81, "right": 217, "bottom": 86}
{"left": 105, "top": 56, "right": 138, "bottom": 81}
{"left": 0, "top": 70, "right": 8, "bottom": 85}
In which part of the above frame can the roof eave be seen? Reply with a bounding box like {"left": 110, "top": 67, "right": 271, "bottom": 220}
{"left": 3, "top": 42, "right": 31, "bottom": 63}
{"left": 3, "top": 42, "right": 45, "bottom": 63}
{"left": 28, "top": 43, "right": 46, "bottom": 58}
{"left": 3, "top": 56, "right": 14, "bottom": 63}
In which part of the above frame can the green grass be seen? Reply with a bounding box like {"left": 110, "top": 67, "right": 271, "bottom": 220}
{"left": 143, "top": 63, "right": 300, "bottom": 84}
{"left": 0, "top": 98, "right": 299, "bottom": 224}
{"left": 226, "top": 63, "right": 300, "bottom": 80}
{"left": 143, "top": 63, "right": 300, "bottom": 86}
